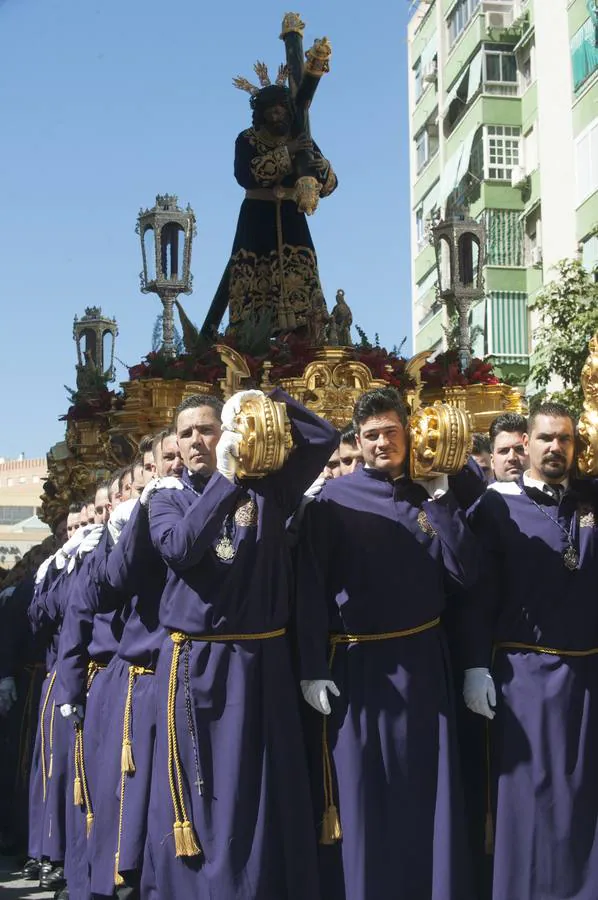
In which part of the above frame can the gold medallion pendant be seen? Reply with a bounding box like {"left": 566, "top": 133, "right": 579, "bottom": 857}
{"left": 215, "top": 536, "right": 236, "bottom": 561}
{"left": 563, "top": 546, "right": 579, "bottom": 571}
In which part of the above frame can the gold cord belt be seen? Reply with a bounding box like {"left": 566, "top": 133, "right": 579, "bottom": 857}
{"left": 244, "top": 188, "right": 293, "bottom": 307}
{"left": 73, "top": 721, "right": 94, "bottom": 838}
{"left": 71, "top": 660, "right": 108, "bottom": 839}
{"left": 86, "top": 659, "right": 107, "bottom": 692}
{"left": 244, "top": 187, "right": 295, "bottom": 201}
{"left": 114, "top": 665, "right": 154, "bottom": 886}
{"left": 321, "top": 617, "right": 441, "bottom": 846}
{"left": 496, "top": 641, "right": 598, "bottom": 657}
{"left": 40, "top": 671, "right": 57, "bottom": 802}
{"left": 166, "top": 628, "right": 287, "bottom": 858}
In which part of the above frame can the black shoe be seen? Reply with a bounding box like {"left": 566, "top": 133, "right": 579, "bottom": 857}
{"left": 53, "top": 889, "right": 69, "bottom": 900}
{"left": 40, "top": 865, "right": 66, "bottom": 890}
{"left": 21, "top": 857, "right": 41, "bottom": 879}
{"left": 40, "top": 859, "right": 54, "bottom": 878}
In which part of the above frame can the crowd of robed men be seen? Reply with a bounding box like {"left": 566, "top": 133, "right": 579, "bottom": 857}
{"left": 0, "top": 385, "right": 594, "bottom": 900}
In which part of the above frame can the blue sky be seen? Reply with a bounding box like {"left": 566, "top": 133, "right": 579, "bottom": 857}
{"left": 0, "top": 0, "right": 413, "bottom": 459}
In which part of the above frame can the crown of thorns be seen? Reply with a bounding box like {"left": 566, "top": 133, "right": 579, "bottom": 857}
{"left": 233, "top": 61, "right": 289, "bottom": 97}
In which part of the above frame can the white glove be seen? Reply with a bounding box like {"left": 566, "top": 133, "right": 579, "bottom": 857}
{"left": 0, "top": 676, "right": 17, "bottom": 715}
{"left": 54, "top": 548, "right": 67, "bottom": 570}
{"left": 221, "top": 390, "right": 265, "bottom": 432}
{"left": 463, "top": 667, "right": 496, "bottom": 720}
{"left": 216, "top": 431, "right": 242, "bottom": 482}
{"left": 300, "top": 679, "right": 340, "bottom": 715}
{"left": 139, "top": 476, "right": 183, "bottom": 509}
{"left": 304, "top": 475, "right": 327, "bottom": 499}
{"left": 35, "top": 554, "right": 55, "bottom": 584}
{"left": 59, "top": 703, "right": 84, "bottom": 721}
{"left": 61, "top": 523, "right": 96, "bottom": 559}
{"left": 76, "top": 524, "right": 105, "bottom": 558}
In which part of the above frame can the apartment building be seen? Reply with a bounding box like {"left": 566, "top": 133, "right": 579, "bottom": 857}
{"left": 408, "top": 0, "right": 598, "bottom": 384}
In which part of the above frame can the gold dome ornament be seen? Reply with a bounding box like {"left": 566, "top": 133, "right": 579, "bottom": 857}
{"left": 233, "top": 394, "right": 294, "bottom": 478}
{"left": 409, "top": 402, "right": 473, "bottom": 480}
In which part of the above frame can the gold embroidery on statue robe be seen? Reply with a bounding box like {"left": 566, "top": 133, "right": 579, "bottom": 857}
{"left": 417, "top": 509, "right": 437, "bottom": 537}
{"left": 228, "top": 245, "right": 323, "bottom": 332}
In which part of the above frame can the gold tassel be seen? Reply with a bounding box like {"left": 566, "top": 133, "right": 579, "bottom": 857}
{"left": 86, "top": 812, "right": 94, "bottom": 839}
{"left": 121, "top": 739, "right": 135, "bottom": 775}
{"left": 73, "top": 775, "right": 83, "bottom": 807}
{"left": 114, "top": 853, "right": 124, "bottom": 886}
{"left": 484, "top": 810, "right": 494, "bottom": 855}
{"left": 173, "top": 821, "right": 185, "bottom": 857}
{"left": 181, "top": 820, "right": 202, "bottom": 857}
{"left": 320, "top": 804, "right": 343, "bottom": 845}
{"left": 48, "top": 754, "right": 53, "bottom": 780}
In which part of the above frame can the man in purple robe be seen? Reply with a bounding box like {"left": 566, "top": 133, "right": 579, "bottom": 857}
{"left": 462, "top": 401, "right": 598, "bottom": 900}
{"left": 296, "top": 386, "right": 478, "bottom": 900}
{"left": 55, "top": 498, "right": 120, "bottom": 900}
{"left": 84, "top": 451, "right": 171, "bottom": 900}
{"left": 143, "top": 388, "right": 337, "bottom": 900}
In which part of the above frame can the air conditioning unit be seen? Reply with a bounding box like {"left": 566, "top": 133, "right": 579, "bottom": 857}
{"left": 422, "top": 60, "right": 438, "bottom": 84}
{"left": 486, "top": 10, "right": 509, "bottom": 29}
{"left": 530, "top": 247, "right": 543, "bottom": 267}
{"left": 511, "top": 165, "right": 527, "bottom": 187}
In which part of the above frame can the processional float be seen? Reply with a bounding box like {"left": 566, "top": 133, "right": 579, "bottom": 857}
{"left": 40, "top": 11, "right": 536, "bottom": 523}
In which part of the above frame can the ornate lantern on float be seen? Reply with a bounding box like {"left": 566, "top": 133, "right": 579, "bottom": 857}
{"left": 136, "top": 194, "right": 196, "bottom": 358}
{"left": 432, "top": 209, "right": 485, "bottom": 373}
{"left": 73, "top": 306, "right": 118, "bottom": 383}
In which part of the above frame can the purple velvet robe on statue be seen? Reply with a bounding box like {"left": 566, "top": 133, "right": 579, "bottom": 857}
{"left": 143, "top": 390, "right": 337, "bottom": 900}
{"left": 465, "top": 479, "right": 598, "bottom": 900}
{"left": 296, "top": 467, "right": 478, "bottom": 900}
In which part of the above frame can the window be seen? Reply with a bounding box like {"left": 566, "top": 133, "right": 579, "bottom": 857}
{"left": 485, "top": 125, "right": 520, "bottom": 181}
{"left": 448, "top": 0, "right": 481, "bottom": 49}
{"left": 415, "top": 125, "right": 439, "bottom": 174}
{"left": 518, "top": 42, "right": 534, "bottom": 90}
{"left": 414, "top": 58, "right": 423, "bottom": 102}
{"left": 524, "top": 209, "right": 542, "bottom": 266}
{"left": 575, "top": 118, "right": 598, "bottom": 205}
{"left": 571, "top": 17, "right": 598, "bottom": 92}
{"left": 485, "top": 50, "right": 517, "bottom": 83}
{"left": 0, "top": 506, "right": 35, "bottom": 525}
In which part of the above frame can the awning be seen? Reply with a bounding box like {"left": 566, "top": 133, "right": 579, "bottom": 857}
{"left": 442, "top": 74, "right": 466, "bottom": 117}
{"left": 487, "top": 292, "right": 529, "bottom": 361}
{"left": 420, "top": 32, "right": 438, "bottom": 69}
{"left": 439, "top": 128, "right": 478, "bottom": 203}
{"left": 455, "top": 127, "right": 478, "bottom": 182}
{"left": 442, "top": 49, "right": 480, "bottom": 116}
{"left": 439, "top": 149, "right": 462, "bottom": 203}
{"left": 466, "top": 50, "right": 483, "bottom": 103}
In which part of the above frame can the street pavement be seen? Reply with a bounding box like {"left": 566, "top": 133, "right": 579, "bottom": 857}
{"left": 0, "top": 856, "right": 55, "bottom": 898}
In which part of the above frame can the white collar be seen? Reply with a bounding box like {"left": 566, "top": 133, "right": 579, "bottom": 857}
{"left": 523, "top": 472, "right": 569, "bottom": 493}
{"left": 487, "top": 473, "right": 570, "bottom": 497}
